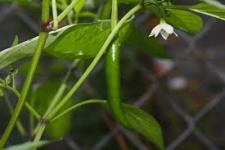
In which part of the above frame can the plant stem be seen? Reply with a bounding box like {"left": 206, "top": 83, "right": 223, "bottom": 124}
{"left": 51, "top": 99, "right": 106, "bottom": 122}
{"left": 33, "top": 4, "right": 142, "bottom": 143}
{"left": 0, "top": 0, "right": 50, "bottom": 148}
{"left": 52, "top": 0, "right": 58, "bottom": 30}
{"left": 57, "top": 0, "right": 79, "bottom": 23}
{"left": 32, "top": 61, "right": 79, "bottom": 140}
{"left": 44, "top": 60, "right": 79, "bottom": 117}
{"left": 33, "top": 125, "right": 46, "bottom": 143}
{"left": 47, "top": 4, "right": 142, "bottom": 120}
{"left": 1, "top": 85, "right": 41, "bottom": 119}
{"left": 3, "top": 92, "right": 26, "bottom": 137}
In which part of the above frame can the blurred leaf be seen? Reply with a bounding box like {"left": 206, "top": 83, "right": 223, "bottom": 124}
{"left": 0, "top": 88, "right": 4, "bottom": 97}
{"left": 46, "top": 100, "right": 73, "bottom": 138}
{"left": 4, "top": 141, "right": 50, "bottom": 150}
{"left": 11, "top": 35, "right": 19, "bottom": 47}
{"left": 188, "top": 2, "right": 225, "bottom": 21}
{"left": 5, "top": 75, "right": 11, "bottom": 85}
{"left": 119, "top": 0, "right": 140, "bottom": 4}
{"left": 165, "top": 9, "right": 203, "bottom": 33}
{"left": 200, "top": 0, "right": 225, "bottom": 8}
{"left": 99, "top": 0, "right": 111, "bottom": 19}
{"left": 144, "top": 0, "right": 163, "bottom": 18}
{"left": 123, "top": 104, "right": 164, "bottom": 150}
{"left": 74, "top": 0, "right": 85, "bottom": 13}
{"left": 0, "top": 0, "right": 40, "bottom": 8}
{"left": 31, "top": 81, "right": 72, "bottom": 138}
{"left": 123, "top": 23, "right": 166, "bottom": 58}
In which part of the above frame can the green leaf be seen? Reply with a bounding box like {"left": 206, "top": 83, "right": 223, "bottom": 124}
{"left": 99, "top": 0, "right": 111, "bottom": 19}
{"left": 4, "top": 141, "right": 50, "bottom": 150}
{"left": 11, "top": 35, "right": 19, "bottom": 47}
{"left": 200, "top": 0, "right": 225, "bottom": 9}
{"left": 0, "top": 20, "right": 131, "bottom": 70}
{"left": 45, "top": 21, "right": 111, "bottom": 59}
{"left": 0, "top": 88, "right": 4, "bottom": 97}
{"left": 122, "top": 104, "right": 164, "bottom": 150}
{"left": 188, "top": 2, "right": 225, "bottom": 21}
{"left": 0, "top": 25, "right": 72, "bottom": 70}
{"left": 46, "top": 100, "right": 72, "bottom": 138}
{"left": 165, "top": 9, "right": 203, "bottom": 33}
{"left": 144, "top": 0, "right": 163, "bottom": 18}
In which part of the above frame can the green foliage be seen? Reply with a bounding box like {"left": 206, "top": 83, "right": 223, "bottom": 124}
{"left": 123, "top": 104, "right": 164, "bottom": 150}
{"left": 200, "top": 0, "right": 225, "bottom": 8}
{"left": 46, "top": 21, "right": 111, "bottom": 59}
{"left": 74, "top": 0, "right": 85, "bottom": 13}
{"left": 165, "top": 9, "right": 203, "bottom": 33}
{"left": 31, "top": 81, "right": 72, "bottom": 138}
{"left": 1, "top": 0, "right": 225, "bottom": 149}
{"left": 119, "top": 0, "right": 140, "bottom": 4}
{"left": 4, "top": 141, "right": 50, "bottom": 150}
{"left": 0, "top": 88, "right": 4, "bottom": 97}
{"left": 0, "top": 0, "right": 40, "bottom": 7}
{"left": 189, "top": 2, "right": 225, "bottom": 21}
{"left": 0, "top": 25, "right": 71, "bottom": 70}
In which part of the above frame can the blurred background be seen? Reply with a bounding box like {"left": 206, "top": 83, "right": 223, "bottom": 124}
{"left": 0, "top": 0, "right": 225, "bottom": 150}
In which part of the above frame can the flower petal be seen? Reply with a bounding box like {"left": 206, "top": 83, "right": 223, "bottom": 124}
{"left": 160, "top": 30, "right": 169, "bottom": 40}
{"left": 161, "top": 23, "right": 174, "bottom": 34}
{"left": 149, "top": 24, "right": 162, "bottom": 37}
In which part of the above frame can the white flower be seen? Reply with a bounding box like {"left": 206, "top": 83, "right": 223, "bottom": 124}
{"left": 149, "top": 20, "right": 178, "bottom": 40}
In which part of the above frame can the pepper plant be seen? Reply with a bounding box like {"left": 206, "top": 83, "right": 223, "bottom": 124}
{"left": 0, "top": 0, "right": 225, "bottom": 149}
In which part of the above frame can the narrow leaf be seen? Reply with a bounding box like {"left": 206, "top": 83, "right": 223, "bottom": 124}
{"left": 4, "top": 141, "right": 50, "bottom": 150}
{"left": 189, "top": 2, "right": 225, "bottom": 21}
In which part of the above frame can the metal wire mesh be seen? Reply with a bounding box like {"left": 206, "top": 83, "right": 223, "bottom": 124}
{"left": 0, "top": 3, "right": 225, "bottom": 150}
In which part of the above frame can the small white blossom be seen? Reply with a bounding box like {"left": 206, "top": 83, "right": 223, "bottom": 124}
{"left": 149, "top": 19, "right": 178, "bottom": 40}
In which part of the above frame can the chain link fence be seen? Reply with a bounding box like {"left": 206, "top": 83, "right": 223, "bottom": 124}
{"left": 0, "top": 2, "right": 225, "bottom": 150}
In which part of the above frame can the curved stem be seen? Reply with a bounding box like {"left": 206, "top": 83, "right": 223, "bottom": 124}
{"left": 0, "top": 0, "right": 50, "bottom": 148}
{"left": 47, "top": 4, "right": 142, "bottom": 120}
{"left": 44, "top": 60, "right": 79, "bottom": 117}
{"left": 32, "top": 4, "right": 142, "bottom": 143}
{"left": 51, "top": 99, "right": 106, "bottom": 122}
